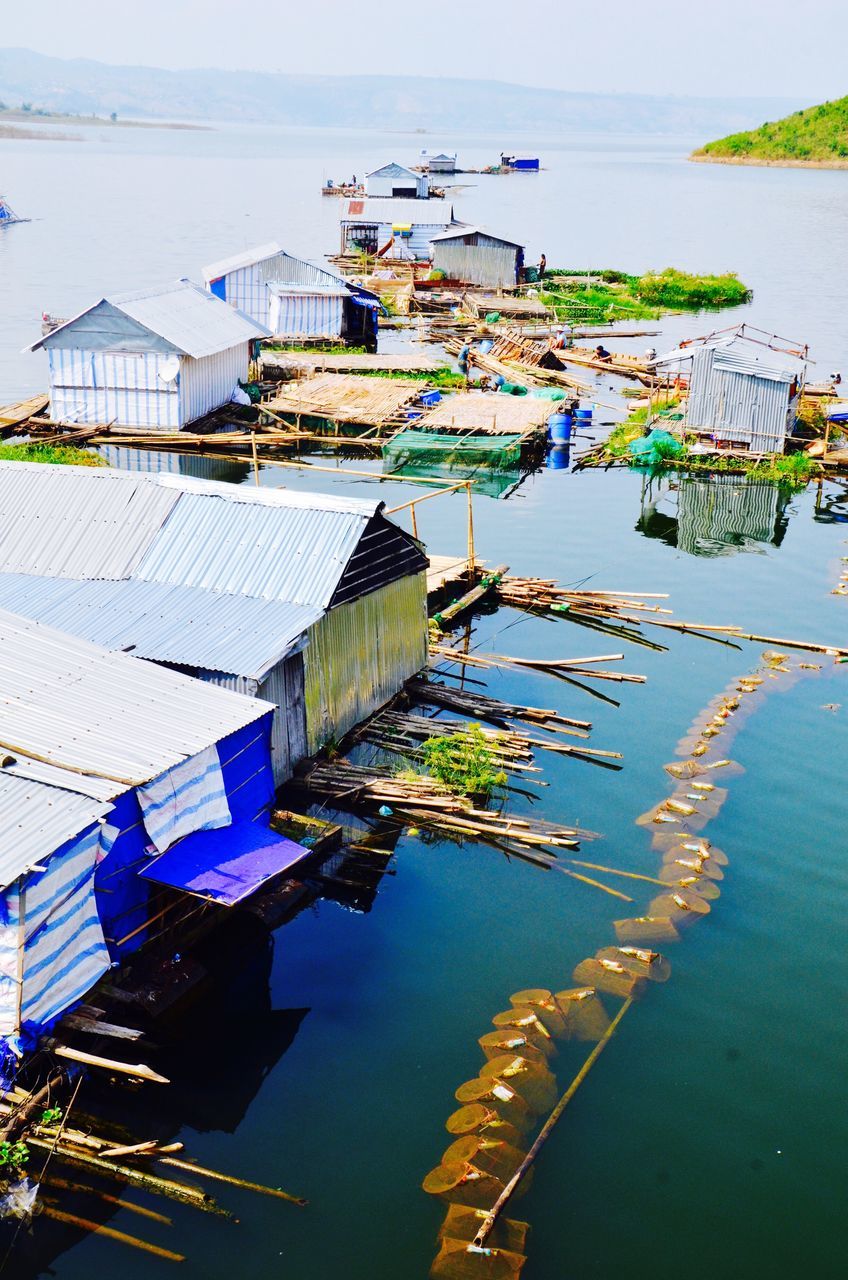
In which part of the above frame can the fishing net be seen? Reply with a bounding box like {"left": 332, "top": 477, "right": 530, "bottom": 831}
{"left": 479, "top": 1055, "right": 558, "bottom": 1114}
{"left": 649, "top": 830, "right": 729, "bottom": 863}
{"left": 446, "top": 1105, "right": 525, "bottom": 1148}
{"left": 508, "top": 989, "right": 567, "bottom": 1038}
{"left": 443, "top": 1135, "right": 526, "bottom": 1183}
{"left": 431, "top": 1236, "right": 528, "bottom": 1280}
{"left": 438, "top": 1205, "right": 529, "bottom": 1254}
{"left": 672, "top": 874, "right": 721, "bottom": 900}
{"left": 572, "top": 958, "right": 646, "bottom": 1000}
{"left": 492, "top": 1008, "right": 558, "bottom": 1048}
{"left": 478, "top": 1030, "right": 554, "bottom": 1066}
{"left": 422, "top": 1161, "right": 509, "bottom": 1209}
{"left": 648, "top": 888, "right": 712, "bottom": 926}
{"left": 595, "top": 946, "right": 671, "bottom": 983}
{"left": 613, "top": 916, "right": 681, "bottom": 945}
{"left": 660, "top": 851, "right": 724, "bottom": 882}
{"left": 553, "top": 987, "right": 612, "bottom": 1041}
{"left": 454, "top": 1077, "right": 534, "bottom": 1131}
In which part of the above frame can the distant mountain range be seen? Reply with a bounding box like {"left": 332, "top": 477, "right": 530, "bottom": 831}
{"left": 0, "top": 47, "right": 807, "bottom": 136}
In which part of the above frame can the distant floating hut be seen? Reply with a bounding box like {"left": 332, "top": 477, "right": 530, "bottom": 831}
{"left": 655, "top": 325, "right": 808, "bottom": 454}
{"left": 365, "top": 162, "right": 430, "bottom": 199}
{"left": 202, "top": 243, "right": 381, "bottom": 348}
{"left": 499, "top": 153, "right": 539, "bottom": 171}
{"left": 339, "top": 197, "right": 458, "bottom": 260}
{"left": 0, "top": 605, "right": 289, "bottom": 1072}
{"left": 430, "top": 226, "right": 525, "bottom": 289}
{"left": 0, "top": 195, "right": 27, "bottom": 226}
{"left": 27, "top": 279, "right": 269, "bottom": 430}
{"left": 426, "top": 152, "right": 458, "bottom": 175}
{"left": 0, "top": 461, "right": 429, "bottom": 778}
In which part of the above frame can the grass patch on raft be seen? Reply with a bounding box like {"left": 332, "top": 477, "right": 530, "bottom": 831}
{"left": 0, "top": 443, "right": 103, "bottom": 466}
{"left": 540, "top": 267, "right": 751, "bottom": 323}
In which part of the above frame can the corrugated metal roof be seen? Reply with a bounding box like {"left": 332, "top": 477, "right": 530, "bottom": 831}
{"left": 0, "top": 464, "right": 181, "bottom": 579}
{"left": 202, "top": 242, "right": 284, "bottom": 281}
{"left": 366, "top": 163, "right": 419, "bottom": 179}
{"left": 267, "top": 282, "right": 349, "bottom": 298}
{"left": 342, "top": 198, "right": 455, "bottom": 224}
{"left": 30, "top": 281, "right": 270, "bottom": 358}
{"left": 0, "top": 608, "right": 273, "bottom": 798}
{"left": 0, "top": 771, "right": 112, "bottom": 890}
{"left": 0, "top": 575, "right": 320, "bottom": 678}
{"left": 430, "top": 225, "right": 521, "bottom": 247}
{"left": 133, "top": 491, "right": 371, "bottom": 608}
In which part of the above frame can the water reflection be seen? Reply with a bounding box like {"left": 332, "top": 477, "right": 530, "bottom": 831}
{"left": 637, "top": 473, "right": 790, "bottom": 556}
{"left": 99, "top": 445, "right": 251, "bottom": 486}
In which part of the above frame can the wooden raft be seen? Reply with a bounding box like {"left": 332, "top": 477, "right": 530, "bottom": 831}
{"left": 261, "top": 351, "right": 442, "bottom": 375}
{"left": 419, "top": 392, "right": 554, "bottom": 439}
{"left": 263, "top": 373, "right": 425, "bottom": 429}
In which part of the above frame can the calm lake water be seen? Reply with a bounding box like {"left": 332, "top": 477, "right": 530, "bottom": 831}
{"left": 1, "top": 123, "right": 847, "bottom": 1279}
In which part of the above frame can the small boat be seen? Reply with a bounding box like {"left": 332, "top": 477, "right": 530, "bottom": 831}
{"left": 0, "top": 195, "right": 28, "bottom": 226}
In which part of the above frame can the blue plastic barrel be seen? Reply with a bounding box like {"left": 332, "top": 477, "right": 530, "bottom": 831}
{"left": 548, "top": 412, "right": 573, "bottom": 443}
{"left": 420, "top": 390, "right": 442, "bottom": 406}
{"left": 406, "top": 410, "right": 423, "bottom": 421}
{"left": 478, "top": 339, "right": 493, "bottom": 354}
{"left": 546, "top": 445, "right": 570, "bottom": 469}
{"left": 575, "top": 406, "right": 593, "bottom": 422}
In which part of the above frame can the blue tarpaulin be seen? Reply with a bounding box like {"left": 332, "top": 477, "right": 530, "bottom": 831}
{"left": 138, "top": 820, "right": 311, "bottom": 907}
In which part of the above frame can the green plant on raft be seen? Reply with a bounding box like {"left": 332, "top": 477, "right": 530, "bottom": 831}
{"left": 0, "top": 1140, "right": 30, "bottom": 1171}
{"left": 0, "top": 443, "right": 103, "bottom": 466}
{"left": 634, "top": 268, "right": 752, "bottom": 310}
{"left": 40, "top": 1106, "right": 62, "bottom": 1126}
{"left": 420, "top": 724, "right": 507, "bottom": 799}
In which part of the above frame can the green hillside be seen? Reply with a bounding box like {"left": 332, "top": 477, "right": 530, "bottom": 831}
{"left": 694, "top": 95, "right": 848, "bottom": 164}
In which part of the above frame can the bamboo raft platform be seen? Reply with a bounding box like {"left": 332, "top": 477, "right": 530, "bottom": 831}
{"left": 263, "top": 373, "right": 426, "bottom": 430}
{"left": 461, "top": 294, "right": 553, "bottom": 321}
{"left": 260, "top": 350, "right": 443, "bottom": 377}
{"left": 418, "top": 393, "right": 554, "bottom": 438}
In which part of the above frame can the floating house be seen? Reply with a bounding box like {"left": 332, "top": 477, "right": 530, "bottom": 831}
{"left": 426, "top": 153, "right": 458, "bottom": 175}
{"left": 365, "top": 162, "right": 429, "bottom": 199}
{"left": 340, "top": 198, "right": 458, "bottom": 260}
{"left": 27, "top": 280, "right": 269, "bottom": 430}
{"left": 0, "top": 462, "right": 429, "bottom": 781}
{"left": 430, "top": 226, "right": 525, "bottom": 289}
{"left": 0, "top": 196, "right": 26, "bottom": 226}
{"left": 202, "top": 244, "right": 380, "bottom": 346}
{"left": 500, "top": 154, "right": 539, "bottom": 171}
{"left": 655, "top": 328, "right": 806, "bottom": 453}
{"left": 0, "top": 606, "right": 308, "bottom": 1070}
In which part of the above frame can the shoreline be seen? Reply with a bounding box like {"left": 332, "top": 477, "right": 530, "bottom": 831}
{"left": 691, "top": 152, "right": 848, "bottom": 171}
{"left": 0, "top": 110, "right": 210, "bottom": 132}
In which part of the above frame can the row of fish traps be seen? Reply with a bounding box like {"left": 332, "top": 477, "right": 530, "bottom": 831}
{"left": 422, "top": 950, "right": 671, "bottom": 1279}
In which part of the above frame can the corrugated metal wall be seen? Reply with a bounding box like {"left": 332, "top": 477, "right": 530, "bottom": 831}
{"left": 687, "top": 347, "right": 791, "bottom": 452}
{"left": 303, "top": 572, "right": 428, "bottom": 753}
{"left": 199, "top": 652, "right": 307, "bottom": 785}
{"left": 269, "top": 292, "right": 345, "bottom": 339}
{"left": 48, "top": 348, "right": 180, "bottom": 427}
{"left": 431, "top": 243, "right": 518, "bottom": 288}
{"left": 178, "top": 344, "right": 250, "bottom": 426}
{"left": 219, "top": 264, "right": 269, "bottom": 325}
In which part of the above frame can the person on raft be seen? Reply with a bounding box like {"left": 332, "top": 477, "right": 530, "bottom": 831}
{"left": 595, "top": 344, "right": 612, "bottom": 362}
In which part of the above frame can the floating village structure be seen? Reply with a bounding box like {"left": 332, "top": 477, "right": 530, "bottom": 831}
{"left": 655, "top": 328, "right": 807, "bottom": 454}
{"left": 425, "top": 153, "right": 458, "bottom": 175}
{"left": 202, "top": 243, "right": 381, "bottom": 347}
{"left": 27, "top": 280, "right": 269, "bottom": 430}
{"left": 430, "top": 226, "right": 525, "bottom": 289}
{"left": 339, "top": 197, "right": 458, "bottom": 259}
{"left": 0, "top": 462, "right": 429, "bottom": 781}
{"left": 0, "top": 606, "right": 298, "bottom": 1066}
{"left": 365, "top": 162, "right": 430, "bottom": 199}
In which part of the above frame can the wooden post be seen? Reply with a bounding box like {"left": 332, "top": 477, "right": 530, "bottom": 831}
{"left": 410, "top": 503, "right": 419, "bottom": 540}
{"left": 466, "top": 481, "right": 476, "bottom": 573}
{"left": 251, "top": 431, "right": 259, "bottom": 486}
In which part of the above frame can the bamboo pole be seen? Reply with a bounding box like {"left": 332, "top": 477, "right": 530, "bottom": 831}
{"left": 40, "top": 1206, "right": 185, "bottom": 1262}
{"left": 42, "top": 1174, "right": 173, "bottom": 1225}
{"left": 472, "top": 997, "right": 634, "bottom": 1248}
{"left": 157, "top": 1157, "right": 308, "bottom": 1207}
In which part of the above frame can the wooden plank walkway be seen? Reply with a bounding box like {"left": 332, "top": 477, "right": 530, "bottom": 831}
{"left": 264, "top": 373, "right": 423, "bottom": 429}
{"left": 426, "top": 554, "right": 474, "bottom": 594}
{"left": 261, "top": 351, "right": 441, "bottom": 374}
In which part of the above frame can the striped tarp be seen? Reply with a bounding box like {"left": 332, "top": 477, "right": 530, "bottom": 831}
{"left": 137, "top": 744, "right": 231, "bottom": 853}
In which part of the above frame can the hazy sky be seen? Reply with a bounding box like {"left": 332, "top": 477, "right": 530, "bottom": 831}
{"left": 3, "top": 0, "right": 846, "bottom": 100}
